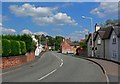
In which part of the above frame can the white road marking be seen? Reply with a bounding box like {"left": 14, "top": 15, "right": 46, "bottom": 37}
{"left": 60, "top": 62, "right": 63, "bottom": 67}
{"left": 104, "top": 70, "right": 109, "bottom": 84}
{"left": 38, "top": 69, "right": 57, "bottom": 81}
{"left": 52, "top": 53, "right": 64, "bottom": 67}
{"left": 38, "top": 52, "right": 64, "bottom": 81}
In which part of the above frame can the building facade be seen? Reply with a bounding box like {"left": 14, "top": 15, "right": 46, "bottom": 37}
{"left": 60, "top": 39, "right": 80, "bottom": 54}
{"left": 86, "top": 24, "right": 120, "bottom": 62}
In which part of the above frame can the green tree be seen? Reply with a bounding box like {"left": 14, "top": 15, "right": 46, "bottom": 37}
{"left": 55, "top": 36, "right": 64, "bottom": 50}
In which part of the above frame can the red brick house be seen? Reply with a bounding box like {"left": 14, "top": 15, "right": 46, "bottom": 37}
{"left": 60, "top": 39, "right": 80, "bottom": 54}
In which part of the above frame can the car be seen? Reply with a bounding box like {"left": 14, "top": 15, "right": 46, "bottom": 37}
{"left": 67, "top": 50, "right": 74, "bottom": 54}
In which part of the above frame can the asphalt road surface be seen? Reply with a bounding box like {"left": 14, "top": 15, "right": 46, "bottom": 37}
{"left": 2, "top": 51, "right": 107, "bottom": 82}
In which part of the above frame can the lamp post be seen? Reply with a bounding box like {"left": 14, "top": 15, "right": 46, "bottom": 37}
{"left": 82, "top": 16, "right": 94, "bottom": 57}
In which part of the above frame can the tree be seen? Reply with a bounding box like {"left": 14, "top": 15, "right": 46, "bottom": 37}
{"left": 55, "top": 36, "right": 64, "bottom": 50}
{"left": 100, "top": 19, "right": 120, "bottom": 28}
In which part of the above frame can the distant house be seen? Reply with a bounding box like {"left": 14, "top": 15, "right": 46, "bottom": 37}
{"left": 86, "top": 33, "right": 97, "bottom": 57}
{"left": 86, "top": 34, "right": 92, "bottom": 57}
{"left": 60, "top": 39, "right": 80, "bottom": 54}
{"left": 41, "top": 42, "right": 49, "bottom": 51}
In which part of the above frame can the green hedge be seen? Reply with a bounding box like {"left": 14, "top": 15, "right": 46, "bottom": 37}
{"left": 2, "top": 39, "right": 11, "bottom": 57}
{"left": 20, "top": 41, "right": 26, "bottom": 55}
{"left": 10, "top": 40, "right": 21, "bottom": 56}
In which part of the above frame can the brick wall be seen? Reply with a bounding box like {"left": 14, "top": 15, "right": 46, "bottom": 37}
{"left": 0, "top": 52, "right": 35, "bottom": 69}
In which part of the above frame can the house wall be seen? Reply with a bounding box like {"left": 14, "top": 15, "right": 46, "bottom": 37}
{"left": 95, "top": 35, "right": 104, "bottom": 58}
{"left": 118, "top": 38, "right": 120, "bottom": 62}
{"left": 87, "top": 37, "right": 92, "bottom": 57}
{"left": 109, "top": 31, "right": 119, "bottom": 61}
{"left": 105, "top": 39, "right": 109, "bottom": 59}
{"left": 61, "top": 41, "right": 71, "bottom": 54}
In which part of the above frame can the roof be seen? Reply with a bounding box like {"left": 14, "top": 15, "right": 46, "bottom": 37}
{"left": 86, "top": 33, "right": 91, "bottom": 42}
{"left": 86, "top": 33, "right": 97, "bottom": 42}
{"left": 113, "top": 26, "right": 120, "bottom": 37}
{"left": 94, "top": 26, "right": 113, "bottom": 40}
{"left": 70, "top": 43, "right": 79, "bottom": 46}
{"left": 102, "top": 26, "right": 113, "bottom": 39}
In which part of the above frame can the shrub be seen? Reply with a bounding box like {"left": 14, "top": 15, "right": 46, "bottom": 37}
{"left": 0, "top": 40, "right": 1, "bottom": 56}
{"left": 20, "top": 34, "right": 35, "bottom": 52}
{"left": 2, "top": 39, "right": 11, "bottom": 57}
{"left": 20, "top": 41, "right": 26, "bottom": 55}
{"left": 10, "top": 40, "right": 21, "bottom": 56}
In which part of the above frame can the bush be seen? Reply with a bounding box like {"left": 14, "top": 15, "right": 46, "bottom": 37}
{"left": 2, "top": 39, "right": 11, "bottom": 57}
{"left": 20, "top": 41, "right": 26, "bottom": 55}
{"left": 10, "top": 40, "right": 21, "bottom": 56}
{"left": 20, "top": 34, "right": 33, "bottom": 52}
{"left": 0, "top": 40, "right": 1, "bottom": 56}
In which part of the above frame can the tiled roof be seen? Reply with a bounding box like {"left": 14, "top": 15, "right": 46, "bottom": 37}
{"left": 113, "top": 26, "right": 120, "bottom": 37}
{"left": 70, "top": 43, "right": 79, "bottom": 46}
{"left": 94, "top": 26, "right": 113, "bottom": 40}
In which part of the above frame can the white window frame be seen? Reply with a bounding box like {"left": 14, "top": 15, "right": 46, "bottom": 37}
{"left": 112, "top": 35, "right": 116, "bottom": 44}
{"left": 97, "top": 37, "right": 101, "bottom": 45}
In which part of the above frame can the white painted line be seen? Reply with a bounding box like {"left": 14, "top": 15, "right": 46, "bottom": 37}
{"left": 38, "top": 52, "right": 64, "bottom": 81}
{"left": 52, "top": 53, "right": 64, "bottom": 67}
{"left": 60, "top": 62, "right": 63, "bottom": 67}
{"left": 104, "top": 70, "right": 109, "bottom": 84}
{"left": 38, "top": 69, "right": 57, "bottom": 81}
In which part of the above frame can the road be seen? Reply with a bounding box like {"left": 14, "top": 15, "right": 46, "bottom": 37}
{"left": 2, "top": 51, "right": 107, "bottom": 82}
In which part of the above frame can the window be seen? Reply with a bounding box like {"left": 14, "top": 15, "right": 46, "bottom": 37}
{"left": 97, "top": 38, "right": 101, "bottom": 45}
{"left": 112, "top": 51, "right": 117, "bottom": 59}
{"left": 112, "top": 35, "right": 116, "bottom": 44}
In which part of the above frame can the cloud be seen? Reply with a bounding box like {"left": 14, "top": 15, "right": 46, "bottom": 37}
{"left": 9, "top": 3, "right": 57, "bottom": 17}
{"left": 21, "top": 29, "right": 48, "bottom": 35}
{"left": 34, "top": 31, "right": 48, "bottom": 35}
{"left": 0, "top": 15, "right": 9, "bottom": 22}
{"left": 33, "top": 12, "right": 77, "bottom": 26}
{"left": 0, "top": 23, "right": 16, "bottom": 34}
{"left": 21, "top": 29, "right": 32, "bottom": 34}
{"left": 90, "top": 2, "right": 118, "bottom": 18}
{"left": 52, "top": 28, "right": 63, "bottom": 32}
{"left": 9, "top": 3, "right": 77, "bottom": 26}
{"left": 66, "top": 29, "right": 89, "bottom": 41}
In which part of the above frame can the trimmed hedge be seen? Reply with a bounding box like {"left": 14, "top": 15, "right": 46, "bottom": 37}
{"left": 2, "top": 39, "right": 11, "bottom": 57}
{"left": 20, "top": 41, "right": 26, "bottom": 55}
{"left": 2, "top": 34, "right": 36, "bottom": 52}
{"left": 10, "top": 40, "right": 21, "bottom": 56}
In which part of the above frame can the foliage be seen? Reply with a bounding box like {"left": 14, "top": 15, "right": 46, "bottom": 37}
{"left": 20, "top": 34, "right": 33, "bottom": 52}
{"left": 2, "top": 34, "right": 35, "bottom": 52}
{"left": 100, "top": 19, "right": 120, "bottom": 28}
{"left": 20, "top": 41, "right": 26, "bottom": 55}
{"left": 0, "top": 40, "right": 2, "bottom": 56}
{"left": 2, "top": 39, "right": 11, "bottom": 57}
{"left": 10, "top": 40, "right": 21, "bottom": 56}
{"left": 80, "top": 42, "right": 87, "bottom": 49}
{"left": 54, "top": 36, "right": 64, "bottom": 50}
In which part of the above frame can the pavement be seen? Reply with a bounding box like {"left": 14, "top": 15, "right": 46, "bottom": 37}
{"left": 86, "top": 58, "right": 120, "bottom": 83}
{"left": 1, "top": 51, "right": 107, "bottom": 82}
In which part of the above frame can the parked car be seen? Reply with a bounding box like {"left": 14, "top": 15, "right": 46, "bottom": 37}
{"left": 67, "top": 50, "right": 74, "bottom": 54}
